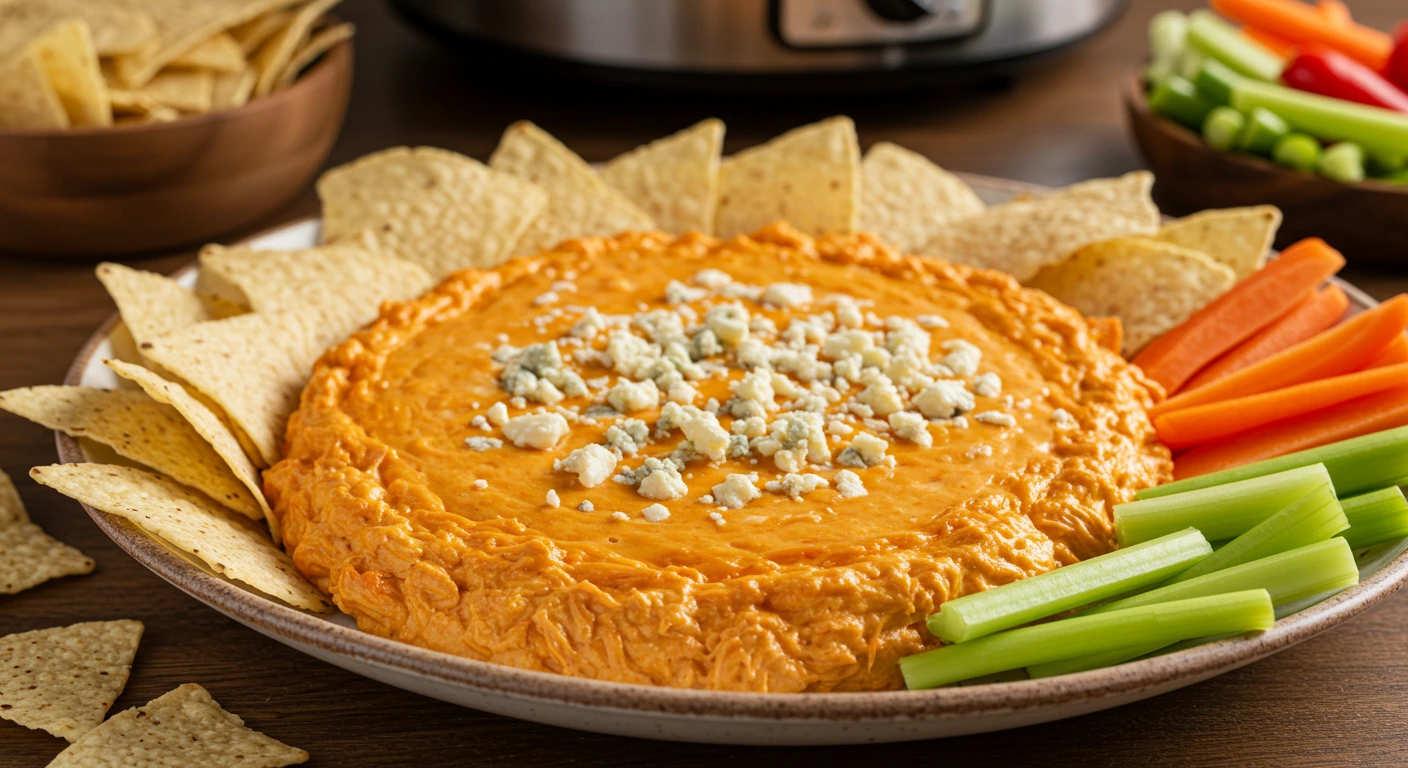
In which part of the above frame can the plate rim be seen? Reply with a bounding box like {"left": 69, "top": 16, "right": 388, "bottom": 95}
{"left": 54, "top": 174, "right": 1408, "bottom": 722}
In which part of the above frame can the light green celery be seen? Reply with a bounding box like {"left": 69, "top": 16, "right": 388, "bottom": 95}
{"left": 1027, "top": 539, "right": 1356, "bottom": 678}
{"left": 1319, "top": 142, "right": 1366, "bottom": 184}
{"left": 1342, "top": 487, "right": 1408, "bottom": 550}
{"left": 1203, "top": 106, "right": 1246, "bottom": 152}
{"left": 1193, "top": 59, "right": 1242, "bottom": 106}
{"left": 1169, "top": 483, "right": 1346, "bottom": 583}
{"left": 1186, "top": 10, "right": 1283, "bottom": 81}
{"left": 1230, "top": 79, "right": 1408, "bottom": 159}
{"left": 926, "top": 529, "right": 1212, "bottom": 644}
{"left": 1137, "top": 427, "right": 1408, "bottom": 501}
{"left": 1272, "top": 133, "right": 1322, "bottom": 173}
{"left": 902, "top": 590, "right": 1274, "bottom": 690}
{"left": 1148, "top": 10, "right": 1188, "bottom": 62}
{"left": 1116, "top": 464, "right": 1331, "bottom": 546}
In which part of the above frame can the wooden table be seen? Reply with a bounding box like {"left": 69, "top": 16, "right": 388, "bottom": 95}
{"left": 3, "top": 0, "right": 1407, "bottom": 764}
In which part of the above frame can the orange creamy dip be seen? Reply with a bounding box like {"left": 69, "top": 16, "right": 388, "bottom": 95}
{"left": 266, "top": 224, "right": 1171, "bottom": 692}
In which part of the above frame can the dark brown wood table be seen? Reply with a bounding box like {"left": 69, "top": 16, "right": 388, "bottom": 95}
{"left": 3, "top": 1, "right": 1407, "bottom": 765}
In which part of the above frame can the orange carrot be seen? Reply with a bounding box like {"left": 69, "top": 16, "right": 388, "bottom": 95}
{"left": 1174, "top": 386, "right": 1408, "bottom": 479}
{"left": 1182, "top": 284, "right": 1348, "bottom": 391}
{"left": 1211, "top": 0, "right": 1392, "bottom": 70}
{"left": 1151, "top": 294, "right": 1408, "bottom": 418}
{"left": 1133, "top": 238, "right": 1345, "bottom": 393}
{"left": 1316, "top": 0, "right": 1351, "bottom": 26}
{"left": 1367, "top": 336, "right": 1408, "bottom": 368}
{"left": 1243, "top": 25, "right": 1298, "bottom": 57}
{"left": 1157, "top": 362, "right": 1408, "bottom": 450}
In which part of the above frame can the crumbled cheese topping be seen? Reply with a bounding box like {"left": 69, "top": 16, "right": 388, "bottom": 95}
{"left": 578, "top": 500, "right": 595, "bottom": 512}
{"left": 1051, "top": 408, "right": 1077, "bottom": 428}
{"left": 974, "top": 411, "right": 1017, "bottom": 428}
{"left": 641, "top": 503, "right": 671, "bottom": 522}
{"left": 464, "top": 436, "right": 503, "bottom": 451}
{"left": 545, "top": 489, "right": 560, "bottom": 507}
{"left": 473, "top": 479, "right": 489, "bottom": 490}
{"left": 834, "top": 470, "right": 867, "bottom": 498}
{"left": 713, "top": 473, "right": 762, "bottom": 509}
{"left": 502, "top": 413, "right": 571, "bottom": 450}
{"left": 765, "top": 473, "right": 829, "bottom": 500}
{"left": 972, "top": 372, "right": 1002, "bottom": 398}
{"left": 554, "top": 444, "right": 618, "bottom": 488}
{"left": 611, "top": 511, "right": 630, "bottom": 521}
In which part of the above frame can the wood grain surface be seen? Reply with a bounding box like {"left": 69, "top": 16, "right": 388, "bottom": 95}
{"left": 2, "top": 1, "right": 1406, "bottom": 765}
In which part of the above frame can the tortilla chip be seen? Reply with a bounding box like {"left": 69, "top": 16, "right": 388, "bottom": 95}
{"left": 922, "top": 171, "right": 1161, "bottom": 283}
{"left": 198, "top": 241, "right": 432, "bottom": 339}
{"left": 28, "top": 19, "right": 111, "bottom": 127}
{"left": 128, "top": 68, "right": 214, "bottom": 113}
{"left": 108, "top": 0, "right": 294, "bottom": 88}
{"left": 113, "top": 105, "right": 181, "bottom": 125}
{"left": 601, "top": 119, "right": 724, "bottom": 235}
{"left": 171, "top": 31, "right": 246, "bottom": 73}
{"left": 0, "top": 386, "right": 262, "bottom": 520}
{"left": 1029, "top": 237, "right": 1236, "bottom": 356}
{"left": 715, "top": 116, "right": 860, "bottom": 239}
{"left": 274, "top": 21, "right": 352, "bottom": 91}
{"left": 0, "top": 0, "right": 156, "bottom": 58}
{"left": 96, "top": 263, "right": 212, "bottom": 349}
{"left": 31, "top": 464, "right": 329, "bottom": 612}
{"left": 319, "top": 146, "right": 548, "bottom": 277}
{"left": 0, "top": 469, "right": 27, "bottom": 525}
{"left": 138, "top": 308, "right": 341, "bottom": 466}
{"left": 50, "top": 683, "right": 309, "bottom": 768}
{"left": 0, "top": 520, "right": 94, "bottom": 595}
{"left": 0, "top": 46, "right": 68, "bottom": 130}
{"left": 231, "top": 8, "right": 292, "bottom": 54}
{"left": 105, "top": 360, "right": 276, "bottom": 542}
{"left": 0, "top": 621, "right": 143, "bottom": 742}
{"left": 250, "top": 0, "right": 342, "bottom": 98}
{"left": 1156, "top": 205, "right": 1282, "bottom": 281}
{"left": 106, "top": 87, "right": 158, "bottom": 114}
{"left": 490, "top": 121, "right": 656, "bottom": 256}
{"left": 211, "top": 66, "right": 258, "bottom": 110}
{"left": 859, "top": 141, "right": 985, "bottom": 252}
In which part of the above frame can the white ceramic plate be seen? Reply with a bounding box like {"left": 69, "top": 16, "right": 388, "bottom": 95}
{"left": 57, "top": 175, "right": 1408, "bottom": 745}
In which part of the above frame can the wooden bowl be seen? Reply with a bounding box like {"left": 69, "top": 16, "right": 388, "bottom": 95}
{"left": 1123, "top": 70, "right": 1408, "bottom": 267}
{"left": 0, "top": 41, "right": 353, "bottom": 257}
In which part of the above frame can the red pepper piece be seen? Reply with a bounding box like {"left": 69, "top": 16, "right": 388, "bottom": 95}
{"left": 1282, "top": 47, "right": 1408, "bottom": 115}
{"left": 1386, "top": 22, "right": 1408, "bottom": 94}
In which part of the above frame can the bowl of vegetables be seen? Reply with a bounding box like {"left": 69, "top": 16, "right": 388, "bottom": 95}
{"left": 1125, "top": 1, "right": 1408, "bottom": 264}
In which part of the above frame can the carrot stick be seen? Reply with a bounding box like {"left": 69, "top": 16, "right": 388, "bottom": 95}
{"left": 1316, "top": 0, "right": 1351, "bottom": 26}
{"left": 1243, "top": 26, "right": 1298, "bottom": 58}
{"left": 1211, "top": 0, "right": 1392, "bottom": 70}
{"left": 1157, "top": 362, "right": 1408, "bottom": 450}
{"left": 1183, "top": 284, "right": 1348, "bottom": 391}
{"left": 1174, "top": 386, "right": 1408, "bottom": 479}
{"left": 1133, "top": 238, "right": 1345, "bottom": 393}
{"left": 1151, "top": 294, "right": 1408, "bottom": 417}
{"left": 1367, "top": 335, "right": 1408, "bottom": 368}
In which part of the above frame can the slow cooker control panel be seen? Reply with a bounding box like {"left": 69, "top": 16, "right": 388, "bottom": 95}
{"left": 776, "top": 0, "right": 984, "bottom": 47}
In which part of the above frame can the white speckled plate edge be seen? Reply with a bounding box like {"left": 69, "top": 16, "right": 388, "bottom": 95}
{"left": 53, "top": 174, "right": 1408, "bottom": 745}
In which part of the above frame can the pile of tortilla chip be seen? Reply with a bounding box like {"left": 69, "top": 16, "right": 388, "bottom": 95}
{"left": 0, "top": 0, "right": 353, "bottom": 130}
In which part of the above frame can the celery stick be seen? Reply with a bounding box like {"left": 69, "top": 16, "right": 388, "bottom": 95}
{"left": 1186, "top": 10, "right": 1283, "bottom": 82}
{"left": 1231, "top": 79, "right": 1408, "bottom": 159}
{"left": 1342, "top": 487, "right": 1408, "bottom": 550}
{"left": 1193, "top": 59, "right": 1242, "bottom": 106}
{"left": 926, "top": 529, "right": 1212, "bottom": 643}
{"left": 1319, "top": 142, "right": 1366, "bottom": 184}
{"left": 1117, "top": 464, "right": 1332, "bottom": 546}
{"left": 1139, "top": 427, "right": 1408, "bottom": 501}
{"left": 1236, "top": 107, "right": 1291, "bottom": 156}
{"left": 1149, "top": 76, "right": 1215, "bottom": 129}
{"left": 1203, "top": 106, "right": 1246, "bottom": 152}
{"left": 1149, "top": 10, "right": 1188, "bottom": 63}
{"left": 1028, "top": 539, "right": 1357, "bottom": 678}
{"left": 1170, "top": 483, "right": 1345, "bottom": 583}
{"left": 902, "top": 590, "right": 1274, "bottom": 690}
{"left": 1272, "top": 133, "right": 1322, "bottom": 173}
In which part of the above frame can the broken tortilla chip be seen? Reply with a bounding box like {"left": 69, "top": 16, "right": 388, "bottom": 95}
{"left": 490, "top": 121, "right": 656, "bottom": 256}
{"left": 319, "top": 146, "right": 548, "bottom": 278}
{"left": 0, "top": 46, "right": 68, "bottom": 130}
{"left": 0, "top": 520, "right": 94, "bottom": 595}
{"left": 108, "top": 0, "right": 294, "bottom": 88}
{"left": 274, "top": 21, "right": 352, "bottom": 91}
{"left": 1028, "top": 237, "right": 1236, "bottom": 356}
{"left": 1155, "top": 205, "right": 1283, "bottom": 282}
{"left": 0, "top": 621, "right": 143, "bottom": 742}
{"left": 715, "top": 116, "right": 860, "bottom": 240}
{"left": 198, "top": 240, "right": 432, "bottom": 338}
{"left": 601, "top": 118, "right": 724, "bottom": 235}
{"left": 922, "top": 171, "right": 1162, "bottom": 283}
{"left": 0, "top": 386, "right": 262, "bottom": 520}
{"left": 170, "top": 31, "right": 246, "bottom": 73}
{"left": 230, "top": 8, "right": 292, "bottom": 54}
{"left": 859, "top": 141, "right": 985, "bottom": 253}
{"left": 138, "top": 308, "right": 343, "bottom": 466}
{"left": 250, "top": 0, "right": 342, "bottom": 98}
{"left": 128, "top": 68, "right": 215, "bottom": 113}
{"left": 0, "top": 469, "right": 27, "bottom": 524}
{"left": 0, "top": 0, "right": 156, "bottom": 58}
{"left": 48, "top": 683, "right": 309, "bottom": 767}
{"left": 29, "top": 19, "right": 112, "bottom": 127}
{"left": 31, "top": 464, "right": 329, "bottom": 612}
{"left": 96, "top": 262, "right": 212, "bottom": 348}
